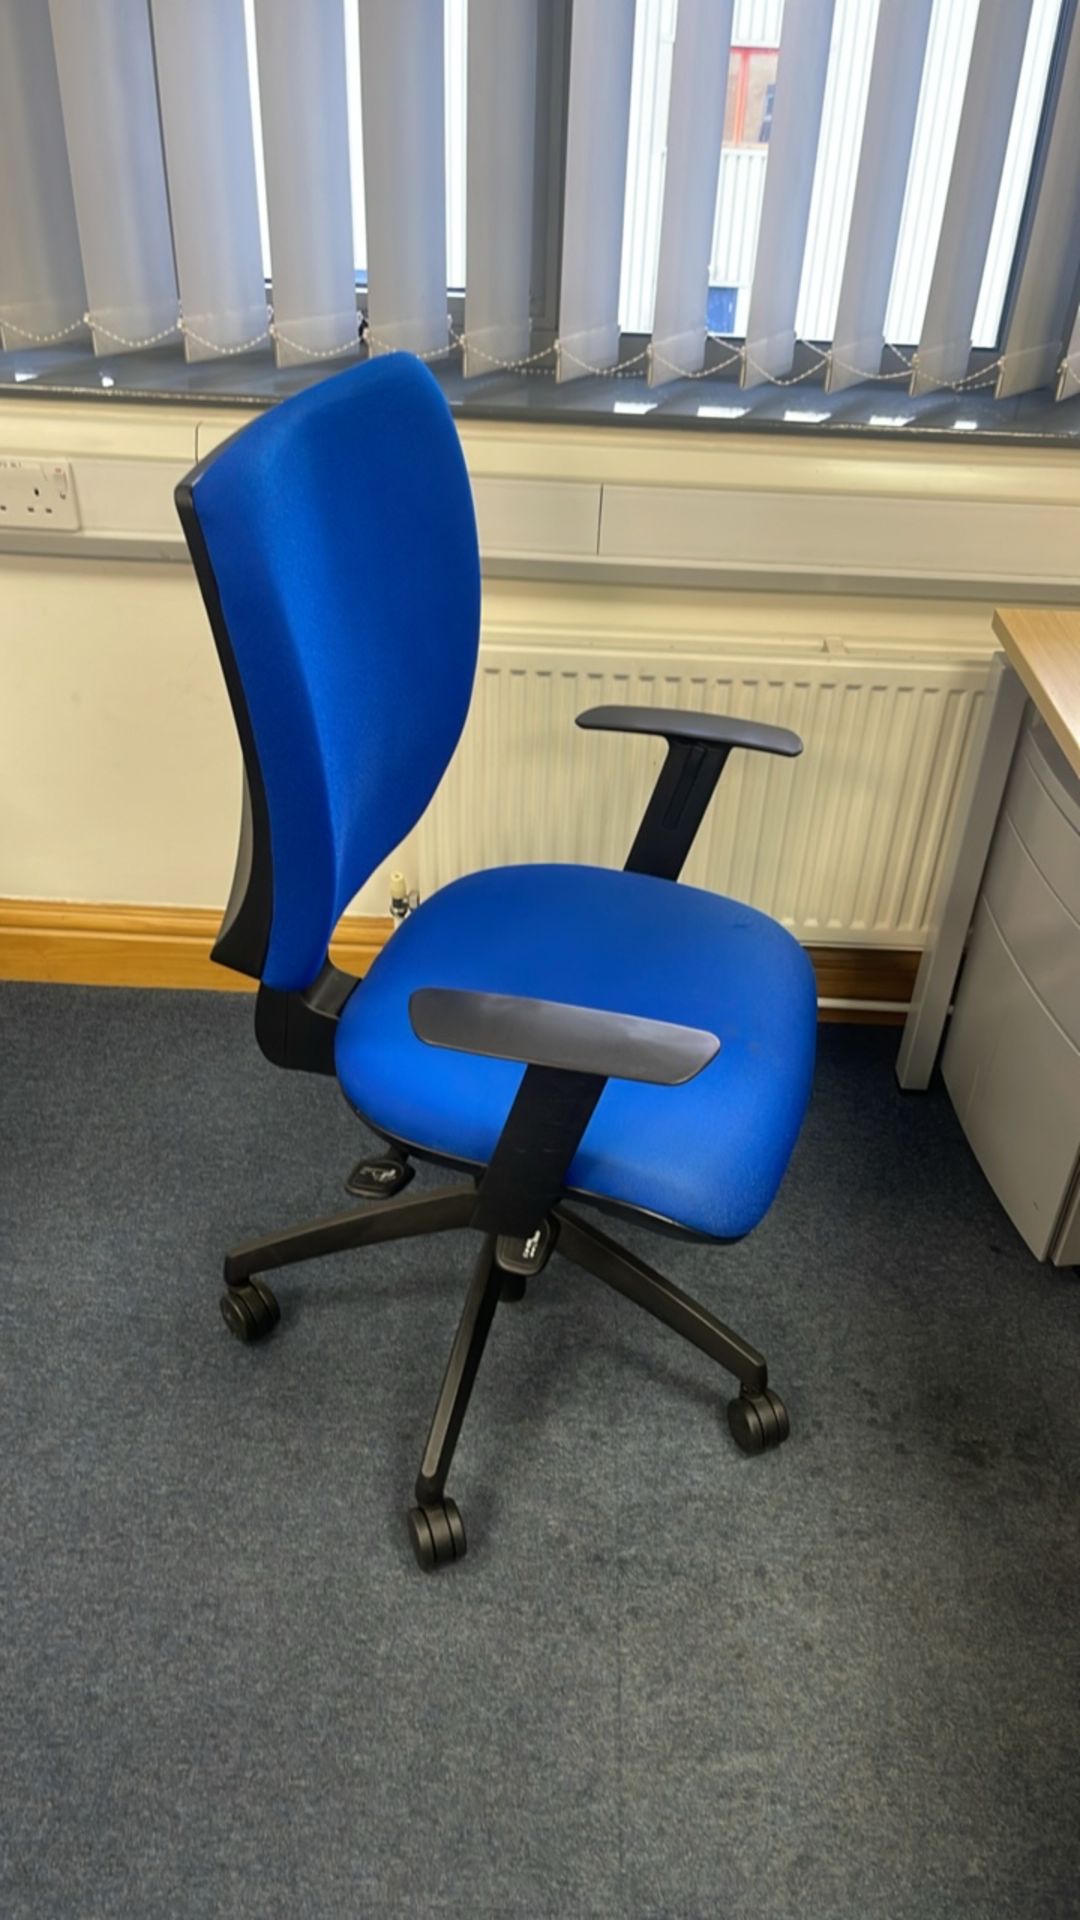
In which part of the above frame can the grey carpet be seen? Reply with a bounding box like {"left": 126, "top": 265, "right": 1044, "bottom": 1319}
{"left": 1, "top": 982, "right": 1078, "bottom": 1920}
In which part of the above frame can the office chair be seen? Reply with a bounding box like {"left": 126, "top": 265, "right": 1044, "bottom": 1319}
{"left": 176, "top": 354, "right": 816, "bottom": 1572}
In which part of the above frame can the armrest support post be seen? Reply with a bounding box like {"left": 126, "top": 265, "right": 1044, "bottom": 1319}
{"left": 408, "top": 987, "right": 719, "bottom": 1237}
{"left": 471, "top": 1065, "right": 605, "bottom": 1237}
{"left": 625, "top": 740, "right": 730, "bottom": 881}
{"left": 576, "top": 705, "right": 802, "bottom": 882}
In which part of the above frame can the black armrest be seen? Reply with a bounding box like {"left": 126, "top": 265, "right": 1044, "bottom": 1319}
{"left": 576, "top": 706, "right": 802, "bottom": 758}
{"left": 409, "top": 987, "right": 720, "bottom": 1236}
{"left": 409, "top": 988, "right": 718, "bottom": 1085}
{"left": 576, "top": 704, "right": 803, "bottom": 882}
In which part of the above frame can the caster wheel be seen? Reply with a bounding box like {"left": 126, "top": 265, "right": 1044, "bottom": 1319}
{"left": 408, "top": 1498, "right": 466, "bottom": 1572}
{"left": 220, "top": 1277, "right": 280, "bottom": 1343}
{"left": 728, "top": 1386, "right": 790, "bottom": 1455}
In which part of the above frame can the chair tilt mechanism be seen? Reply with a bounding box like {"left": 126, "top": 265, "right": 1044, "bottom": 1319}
{"left": 175, "top": 355, "right": 816, "bottom": 1571}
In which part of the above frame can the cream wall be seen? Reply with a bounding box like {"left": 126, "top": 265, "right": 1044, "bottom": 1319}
{"left": 0, "top": 547, "right": 995, "bottom": 925}
{"left": 2, "top": 395, "right": 1078, "bottom": 936}
{"left": 1, "top": 552, "right": 241, "bottom": 908}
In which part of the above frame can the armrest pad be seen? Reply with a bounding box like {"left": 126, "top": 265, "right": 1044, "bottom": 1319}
{"left": 409, "top": 988, "right": 719, "bottom": 1086}
{"left": 576, "top": 705, "right": 802, "bottom": 758}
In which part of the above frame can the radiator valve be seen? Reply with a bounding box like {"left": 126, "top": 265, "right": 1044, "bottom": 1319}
{"left": 389, "top": 871, "right": 419, "bottom": 927}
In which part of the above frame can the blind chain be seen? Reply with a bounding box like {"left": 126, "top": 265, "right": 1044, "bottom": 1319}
{"left": 0, "top": 305, "right": 1063, "bottom": 397}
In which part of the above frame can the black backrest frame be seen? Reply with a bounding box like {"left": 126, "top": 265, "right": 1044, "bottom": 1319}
{"left": 175, "top": 449, "right": 357, "bottom": 1076}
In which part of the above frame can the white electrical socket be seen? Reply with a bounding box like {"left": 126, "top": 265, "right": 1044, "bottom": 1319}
{"left": 0, "top": 457, "right": 80, "bottom": 530}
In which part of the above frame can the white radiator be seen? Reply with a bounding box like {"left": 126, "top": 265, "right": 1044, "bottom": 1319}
{"left": 413, "top": 635, "right": 990, "bottom": 947}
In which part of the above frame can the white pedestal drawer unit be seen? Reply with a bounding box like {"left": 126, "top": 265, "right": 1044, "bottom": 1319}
{"left": 944, "top": 711, "right": 1080, "bottom": 1264}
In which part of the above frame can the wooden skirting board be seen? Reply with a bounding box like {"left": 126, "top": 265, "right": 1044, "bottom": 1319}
{"left": 0, "top": 898, "right": 918, "bottom": 1020}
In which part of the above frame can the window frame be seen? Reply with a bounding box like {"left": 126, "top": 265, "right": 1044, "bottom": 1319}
{"left": 2, "top": 0, "right": 1076, "bottom": 436}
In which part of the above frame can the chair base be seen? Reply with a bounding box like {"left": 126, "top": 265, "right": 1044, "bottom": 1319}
{"left": 219, "top": 1181, "right": 789, "bottom": 1570}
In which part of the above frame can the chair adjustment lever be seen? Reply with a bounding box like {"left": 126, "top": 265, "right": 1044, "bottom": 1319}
{"left": 345, "top": 1152, "right": 414, "bottom": 1200}
{"left": 495, "top": 1217, "right": 557, "bottom": 1278}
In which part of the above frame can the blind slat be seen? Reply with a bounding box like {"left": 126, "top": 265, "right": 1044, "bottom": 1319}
{"left": 647, "top": 0, "right": 735, "bottom": 388}
{"left": 48, "top": 0, "right": 177, "bottom": 354}
{"left": 358, "top": 0, "right": 447, "bottom": 358}
{"left": 1057, "top": 304, "right": 1080, "bottom": 399}
{"left": 556, "top": 0, "right": 636, "bottom": 382}
{"left": 999, "top": 3, "right": 1080, "bottom": 397}
{"left": 826, "top": 0, "right": 933, "bottom": 394}
{"left": 464, "top": 0, "right": 539, "bottom": 377}
{"left": 150, "top": 0, "right": 266, "bottom": 362}
{"left": 0, "top": 0, "right": 87, "bottom": 350}
{"left": 741, "top": 0, "right": 836, "bottom": 387}
{"left": 912, "top": 0, "right": 1034, "bottom": 396}
{"left": 253, "top": 0, "right": 356, "bottom": 368}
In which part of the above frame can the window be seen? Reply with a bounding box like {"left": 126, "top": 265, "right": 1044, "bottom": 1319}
{"left": 710, "top": 14, "right": 785, "bottom": 337}
{"left": 2, "top": 0, "right": 1076, "bottom": 412}
{"left": 621, "top": 0, "right": 1064, "bottom": 354}
{"left": 724, "top": 48, "right": 779, "bottom": 147}
{"left": 443, "top": 0, "right": 467, "bottom": 292}
{"left": 621, "top": 0, "right": 786, "bottom": 338}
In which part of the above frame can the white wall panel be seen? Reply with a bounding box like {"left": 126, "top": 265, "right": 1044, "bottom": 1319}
{"left": 598, "top": 485, "right": 1080, "bottom": 591}
{"left": 471, "top": 480, "right": 601, "bottom": 557}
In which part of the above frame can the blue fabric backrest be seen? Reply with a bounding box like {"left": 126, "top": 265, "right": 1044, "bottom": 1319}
{"left": 188, "top": 355, "right": 481, "bottom": 991}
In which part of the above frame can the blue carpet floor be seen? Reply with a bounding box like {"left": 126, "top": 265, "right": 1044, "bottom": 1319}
{"left": 1, "top": 983, "right": 1078, "bottom": 1920}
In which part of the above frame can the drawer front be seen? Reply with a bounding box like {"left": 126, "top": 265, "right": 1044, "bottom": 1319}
{"left": 944, "top": 898, "right": 1080, "bottom": 1260}
{"left": 982, "top": 812, "right": 1080, "bottom": 1049}
{"left": 1001, "top": 722, "right": 1080, "bottom": 923}
{"left": 1025, "top": 715, "right": 1080, "bottom": 833}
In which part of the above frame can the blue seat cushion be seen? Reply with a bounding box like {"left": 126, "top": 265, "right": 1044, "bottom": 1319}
{"left": 335, "top": 865, "right": 817, "bottom": 1241}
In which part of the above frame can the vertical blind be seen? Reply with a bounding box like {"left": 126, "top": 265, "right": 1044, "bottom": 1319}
{"left": 1002, "top": 0, "right": 1080, "bottom": 398}
{"left": 826, "top": 0, "right": 935, "bottom": 394}
{"left": 0, "top": 0, "right": 86, "bottom": 352}
{"left": 1, "top": 0, "right": 1079, "bottom": 402}
{"left": 357, "top": 0, "right": 447, "bottom": 358}
{"left": 252, "top": 0, "right": 357, "bottom": 367}
{"left": 647, "top": 0, "right": 735, "bottom": 386}
{"left": 47, "top": 0, "right": 178, "bottom": 354}
{"left": 740, "top": 0, "right": 835, "bottom": 386}
{"left": 912, "top": 0, "right": 1035, "bottom": 395}
{"left": 464, "top": 0, "right": 538, "bottom": 376}
{"left": 150, "top": 0, "right": 266, "bottom": 362}
{"left": 556, "top": 0, "right": 637, "bottom": 380}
